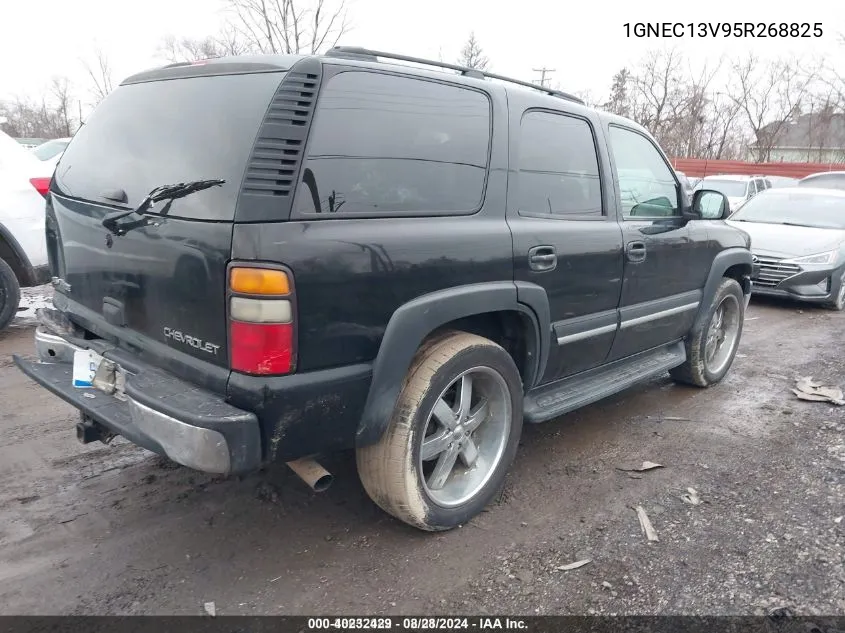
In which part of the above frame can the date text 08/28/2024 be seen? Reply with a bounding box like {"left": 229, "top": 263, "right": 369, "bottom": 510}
{"left": 624, "top": 22, "right": 823, "bottom": 38}
{"left": 307, "top": 617, "right": 528, "bottom": 630}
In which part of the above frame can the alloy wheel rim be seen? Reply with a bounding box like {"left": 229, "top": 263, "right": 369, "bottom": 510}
{"left": 418, "top": 366, "right": 511, "bottom": 508}
{"left": 704, "top": 294, "right": 741, "bottom": 375}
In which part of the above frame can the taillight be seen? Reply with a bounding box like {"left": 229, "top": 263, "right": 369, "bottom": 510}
{"left": 30, "top": 177, "right": 50, "bottom": 197}
{"left": 228, "top": 266, "right": 295, "bottom": 375}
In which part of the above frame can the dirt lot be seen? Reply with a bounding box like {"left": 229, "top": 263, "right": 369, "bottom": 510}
{"left": 0, "top": 292, "right": 843, "bottom": 616}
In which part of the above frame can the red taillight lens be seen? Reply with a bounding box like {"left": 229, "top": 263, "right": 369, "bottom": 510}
{"left": 30, "top": 177, "right": 50, "bottom": 197}
{"left": 228, "top": 265, "right": 295, "bottom": 376}
{"left": 230, "top": 321, "right": 293, "bottom": 375}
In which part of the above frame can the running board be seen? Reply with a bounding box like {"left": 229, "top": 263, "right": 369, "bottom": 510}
{"left": 523, "top": 341, "right": 686, "bottom": 424}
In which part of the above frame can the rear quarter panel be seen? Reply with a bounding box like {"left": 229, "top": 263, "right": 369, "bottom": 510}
{"left": 232, "top": 214, "right": 514, "bottom": 372}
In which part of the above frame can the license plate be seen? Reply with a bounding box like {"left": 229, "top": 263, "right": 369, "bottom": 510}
{"left": 72, "top": 349, "right": 104, "bottom": 388}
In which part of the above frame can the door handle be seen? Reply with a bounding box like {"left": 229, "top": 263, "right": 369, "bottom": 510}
{"left": 528, "top": 245, "right": 557, "bottom": 272}
{"left": 626, "top": 241, "right": 647, "bottom": 263}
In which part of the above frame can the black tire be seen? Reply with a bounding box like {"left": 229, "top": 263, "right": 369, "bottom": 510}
{"left": 0, "top": 258, "right": 21, "bottom": 331}
{"left": 356, "top": 331, "right": 523, "bottom": 531}
{"left": 825, "top": 271, "right": 845, "bottom": 311}
{"left": 671, "top": 278, "right": 745, "bottom": 387}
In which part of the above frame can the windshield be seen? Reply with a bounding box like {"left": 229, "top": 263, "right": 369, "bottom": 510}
{"left": 698, "top": 179, "right": 748, "bottom": 197}
{"left": 799, "top": 173, "right": 845, "bottom": 190}
{"left": 730, "top": 190, "right": 845, "bottom": 229}
{"left": 53, "top": 72, "right": 284, "bottom": 221}
{"left": 32, "top": 139, "right": 69, "bottom": 161}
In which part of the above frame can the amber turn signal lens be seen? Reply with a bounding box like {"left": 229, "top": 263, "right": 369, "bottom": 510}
{"left": 229, "top": 267, "right": 290, "bottom": 295}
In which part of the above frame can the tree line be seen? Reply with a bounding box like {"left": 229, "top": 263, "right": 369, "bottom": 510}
{"left": 585, "top": 47, "right": 844, "bottom": 162}
{"left": 3, "top": 3, "right": 843, "bottom": 165}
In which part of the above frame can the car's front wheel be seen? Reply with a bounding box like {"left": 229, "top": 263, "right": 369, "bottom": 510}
{"left": 825, "top": 271, "right": 845, "bottom": 311}
{"left": 356, "top": 331, "right": 523, "bottom": 531}
{"left": 671, "top": 277, "right": 745, "bottom": 387}
{"left": 0, "top": 258, "right": 21, "bottom": 331}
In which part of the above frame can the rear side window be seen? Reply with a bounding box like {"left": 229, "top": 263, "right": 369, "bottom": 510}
{"left": 53, "top": 73, "right": 285, "bottom": 221}
{"left": 517, "top": 111, "right": 603, "bottom": 218}
{"left": 293, "top": 71, "right": 491, "bottom": 216}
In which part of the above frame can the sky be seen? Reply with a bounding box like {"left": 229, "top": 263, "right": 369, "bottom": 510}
{"left": 1, "top": 0, "right": 844, "bottom": 108}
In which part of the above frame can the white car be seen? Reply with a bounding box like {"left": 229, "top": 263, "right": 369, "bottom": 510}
{"left": 0, "top": 130, "right": 50, "bottom": 329}
{"left": 695, "top": 175, "right": 768, "bottom": 213}
{"left": 31, "top": 137, "right": 71, "bottom": 176}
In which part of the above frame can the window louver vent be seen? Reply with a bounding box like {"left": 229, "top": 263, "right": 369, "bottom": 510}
{"left": 243, "top": 71, "right": 320, "bottom": 198}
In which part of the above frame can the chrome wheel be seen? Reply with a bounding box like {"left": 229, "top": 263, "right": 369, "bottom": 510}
{"left": 418, "top": 366, "right": 512, "bottom": 508}
{"left": 705, "top": 294, "right": 741, "bottom": 375}
{"left": 836, "top": 279, "right": 845, "bottom": 309}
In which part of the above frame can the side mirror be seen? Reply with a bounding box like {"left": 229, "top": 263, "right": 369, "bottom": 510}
{"left": 692, "top": 189, "right": 729, "bottom": 220}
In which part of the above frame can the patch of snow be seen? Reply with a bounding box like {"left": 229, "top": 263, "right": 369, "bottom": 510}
{"left": 12, "top": 284, "right": 53, "bottom": 328}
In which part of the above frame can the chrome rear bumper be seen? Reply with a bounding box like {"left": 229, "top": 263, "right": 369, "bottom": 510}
{"left": 15, "top": 326, "right": 261, "bottom": 475}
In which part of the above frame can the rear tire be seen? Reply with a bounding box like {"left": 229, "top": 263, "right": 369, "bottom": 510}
{"left": 0, "top": 258, "right": 21, "bottom": 331}
{"left": 356, "top": 331, "right": 523, "bottom": 531}
{"left": 671, "top": 278, "right": 744, "bottom": 387}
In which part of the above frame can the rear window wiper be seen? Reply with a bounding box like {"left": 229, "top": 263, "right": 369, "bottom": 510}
{"left": 102, "top": 179, "right": 225, "bottom": 236}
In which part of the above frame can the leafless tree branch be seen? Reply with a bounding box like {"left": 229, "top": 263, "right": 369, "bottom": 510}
{"left": 225, "top": 0, "right": 349, "bottom": 55}
{"left": 81, "top": 48, "right": 114, "bottom": 105}
{"left": 457, "top": 32, "right": 490, "bottom": 71}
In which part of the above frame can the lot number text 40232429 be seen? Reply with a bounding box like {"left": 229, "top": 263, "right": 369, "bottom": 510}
{"left": 624, "top": 22, "right": 823, "bottom": 38}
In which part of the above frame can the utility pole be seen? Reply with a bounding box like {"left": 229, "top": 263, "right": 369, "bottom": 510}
{"left": 532, "top": 67, "right": 556, "bottom": 88}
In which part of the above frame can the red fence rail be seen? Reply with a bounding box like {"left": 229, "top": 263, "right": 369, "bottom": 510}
{"left": 670, "top": 158, "right": 844, "bottom": 179}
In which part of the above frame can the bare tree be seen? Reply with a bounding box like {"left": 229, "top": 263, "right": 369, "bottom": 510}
{"left": 225, "top": 0, "right": 350, "bottom": 55}
{"left": 573, "top": 90, "right": 597, "bottom": 108}
{"left": 627, "top": 49, "right": 687, "bottom": 148}
{"left": 457, "top": 32, "right": 489, "bottom": 71}
{"left": 726, "top": 54, "right": 817, "bottom": 161}
{"left": 50, "top": 77, "right": 73, "bottom": 137}
{"left": 0, "top": 80, "right": 79, "bottom": 139}
{"left": 158, "top": 25, "right": 257, "bottom": 63}
{"left": 801, "top": 91, "right": 842, "bottom": 162}
{"left": 602, "top": 68, "right": 631, "bottom": 117}
{"left": 698, "top": 93, "right": 744, "bottom": 159}
{"left": 82, "top": 48, "right": 114, "bottom": 105}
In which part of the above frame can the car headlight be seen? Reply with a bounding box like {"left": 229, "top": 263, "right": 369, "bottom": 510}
{"left": 783, "top": 250, "right": 839, "bottom": 265}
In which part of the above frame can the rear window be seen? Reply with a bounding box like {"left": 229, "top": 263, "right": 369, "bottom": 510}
{"left": 293, "top": 71, "right": 491, "bottom": 216}
{"left": 32, "top": 139, "right": 69, "bottom": 161}
{"left": 53, "top": 72, "right": 285, "bottom": 221}
{"left": 699, "top": 179, "right": 748, "bottom": 197}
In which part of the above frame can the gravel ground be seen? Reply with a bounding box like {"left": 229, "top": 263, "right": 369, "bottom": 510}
{"left": 0, "top": 293, "right": 843, "bottom": 615}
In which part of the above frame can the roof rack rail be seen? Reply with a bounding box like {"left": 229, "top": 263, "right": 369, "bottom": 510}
{"left": 324, "top": 46, "right": 585, "bottom": 105}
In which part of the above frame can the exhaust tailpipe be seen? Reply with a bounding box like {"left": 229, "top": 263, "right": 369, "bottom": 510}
{"left": 286, "top": 457, "right": 333, "bottom": 492}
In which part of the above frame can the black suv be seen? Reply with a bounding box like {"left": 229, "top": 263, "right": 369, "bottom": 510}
{"left": 15, "top": 47, "right": 752, "bottom": 531}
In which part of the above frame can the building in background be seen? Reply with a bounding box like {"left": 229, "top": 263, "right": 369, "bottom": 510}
{"left": 749, "top": 112, "right": 845, "bottom": 164}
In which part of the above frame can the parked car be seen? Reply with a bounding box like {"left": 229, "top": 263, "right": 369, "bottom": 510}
{"left": 14, "top": 47, "right": 752, "bottom": 531}
{"left": 675, "top": 170, "right": 695, "bottom": 199}
{"left": 695, "top": 175, "right": 768, "bottom": 212}
{"left": 727, "top": 187, "right": 845, "bottom": 310}
{"left": 0, "top": 130, "right": 50, "bottom": 329}
{"left": 31, "top": 137, "right": 71, "bottom": 174}
{"left": 798, "top": 171, "right": 845, "bottom": 191}
{"left": 765, "top": 176, "right": 799, "bottom": 188}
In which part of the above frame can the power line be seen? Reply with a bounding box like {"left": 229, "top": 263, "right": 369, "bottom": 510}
{"left": 532, "top": 67, "right": 556, "bottom": 88}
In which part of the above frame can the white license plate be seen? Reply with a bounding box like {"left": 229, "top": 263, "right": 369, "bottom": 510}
{"left": 72, "top": 349, "right": 104, "bottom": 388}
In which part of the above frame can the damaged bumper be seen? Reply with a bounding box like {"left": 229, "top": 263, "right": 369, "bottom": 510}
{"left": 14, "top": 323, "right": 261, "bottom": 475}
